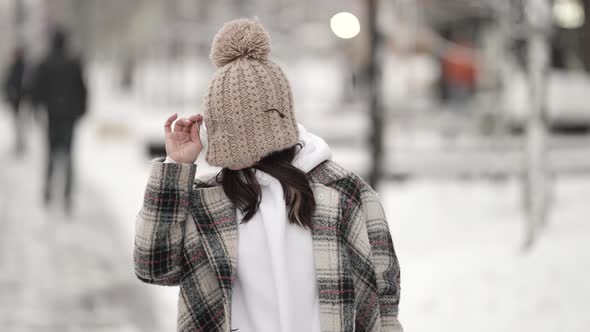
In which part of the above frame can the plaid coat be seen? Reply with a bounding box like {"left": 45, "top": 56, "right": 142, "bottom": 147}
{"left": 134, "top": 159, "right": 403, "bottom": 332}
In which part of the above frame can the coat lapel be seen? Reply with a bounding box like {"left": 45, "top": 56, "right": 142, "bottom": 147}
{"left": 191, "top": 186, "right": 239, "bottom": 332}
{"left": 310, "top": 182, "right": 356, "bottom": 331}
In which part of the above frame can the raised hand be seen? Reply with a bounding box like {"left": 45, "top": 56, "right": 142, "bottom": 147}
{"left": 164, "top": 113, "right": 203, "bottom": 164}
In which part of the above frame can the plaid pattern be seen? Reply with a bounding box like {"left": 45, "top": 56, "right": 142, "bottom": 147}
{"left": 135, "top": 159, "right": 403, "bottom": 332}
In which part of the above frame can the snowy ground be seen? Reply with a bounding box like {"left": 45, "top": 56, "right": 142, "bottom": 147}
{"left": 0, "top": 114, "right": 163, "bottom": 331}
{"left": 383, "top": 178, "right": 590, "bottom": 332}
{"left": 1, "top": 78, "right": 590, "bottom": 332}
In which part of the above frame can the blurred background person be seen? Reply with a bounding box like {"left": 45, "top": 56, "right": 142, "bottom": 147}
{"left": 31, "top": 28, "right": 88, "bottom": 214}
{"left": 2, "top": 46, "right": 27, "bottom": 156}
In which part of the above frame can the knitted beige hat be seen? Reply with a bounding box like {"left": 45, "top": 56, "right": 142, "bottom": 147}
{"left": 203, "top": 18, "right": 299, "bottom": 168}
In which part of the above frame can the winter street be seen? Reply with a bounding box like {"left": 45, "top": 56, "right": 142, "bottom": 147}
{"left": 2, "top": 0, "right": 590, "bottom": 330}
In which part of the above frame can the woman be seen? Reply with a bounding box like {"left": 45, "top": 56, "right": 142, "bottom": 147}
{"left": 134, "top": 19, "right": 402, "bottom": 332}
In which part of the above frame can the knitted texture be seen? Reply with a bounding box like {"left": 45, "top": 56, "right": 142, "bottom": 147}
{"left": 203, "top": 18, "right": 299, "bottom": 168}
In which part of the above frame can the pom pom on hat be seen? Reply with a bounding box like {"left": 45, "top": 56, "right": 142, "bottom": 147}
{"left": 210, "top": 18, "right": 271, "bottom": 68}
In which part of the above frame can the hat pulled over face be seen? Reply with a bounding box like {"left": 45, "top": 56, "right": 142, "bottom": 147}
{"left": 203, "top": 18, "right": 299, "bottom": 169}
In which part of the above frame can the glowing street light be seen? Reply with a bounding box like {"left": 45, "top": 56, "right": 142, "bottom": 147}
{"left": 553, "top": 0, "right": 585, "bottom": 29}
{"left": 330, "top": 12, "right": 360, "bottom": 39}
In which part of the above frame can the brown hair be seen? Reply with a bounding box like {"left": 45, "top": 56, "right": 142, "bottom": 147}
{"left": 218, "top": 144, "right": 316, "bottom": 228}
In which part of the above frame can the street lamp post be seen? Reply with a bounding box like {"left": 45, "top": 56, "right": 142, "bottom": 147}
{"left": 330, "top": 4, "right": 383, "bottom": 187}
{"left": 367, "top": 0, "right": 384, "bottom": 188}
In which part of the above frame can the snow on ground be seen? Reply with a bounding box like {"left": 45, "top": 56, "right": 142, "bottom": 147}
{"left": 0, "top": 111, "right": 161, "bottom": 332}
{"left": 384, "top": 178, "right": 590, "bottom": 332}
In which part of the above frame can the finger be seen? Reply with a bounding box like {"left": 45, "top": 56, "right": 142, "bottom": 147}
{"left": 188, "top": 114, "right": 202, "bottom": 122}
{"left": 178, "top": 118, "right": 194, "bottom": 126}
{"left": 176, "top": 118, "right": 193, "bottom": 133}
{"left": 164, "top": 113, "right": 178, "bottom": 134}
{"left": 190, "top": 121, "right": 201, "bottom": 142}
{"left": 173, "top": 118, "right": 188, "bottom": 130}
{"left": 172, "top": 121, "right": 183, "bottom": 133}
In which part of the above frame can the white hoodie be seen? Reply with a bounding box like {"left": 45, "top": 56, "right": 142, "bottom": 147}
{"left": 230, "top": 124, "right": 331, "bottom": 332}
{"left": 167, "top": 124, "right": 331, "bottom": 332}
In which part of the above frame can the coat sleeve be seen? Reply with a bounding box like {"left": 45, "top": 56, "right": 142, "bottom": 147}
{"left": 360, "top": 184, "right": 403, "bottom": 331}
{"left": 134, "top": 159, "right": 197, "bottom": 286}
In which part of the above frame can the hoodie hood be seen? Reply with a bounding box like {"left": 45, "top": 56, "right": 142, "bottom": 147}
{"left": 255, "top": 124, "right": 332, "bottom": 185}
{"left": 293, "top": 124, "right": 332, "bottom": 173}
